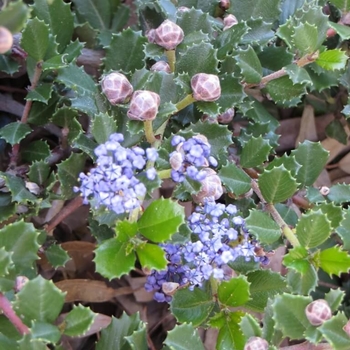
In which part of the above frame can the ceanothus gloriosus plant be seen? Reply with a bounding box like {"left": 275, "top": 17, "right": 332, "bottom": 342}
{"left": 1, "top": 0, "right": 350, "bottom": 349}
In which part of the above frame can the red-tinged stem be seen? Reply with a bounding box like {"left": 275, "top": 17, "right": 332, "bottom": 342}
{"left": 0, "top": 293, "right": 29, "bottom": 335}
{"left": 280, "top": 342, "right": 333, "bottom": 350}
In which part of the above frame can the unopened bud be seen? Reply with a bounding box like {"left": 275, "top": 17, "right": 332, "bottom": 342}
{"left": 154, "top": 20, "right": 184, "bottom": 50}
{"left": 319, "top": 186, "right": 330, "bottom": 196}
{"left": 191, "top": 73, "right": 221, "bottom": 102}
{"left": 305, "top": 299, "right": 332, "bottom": 326}
{"left": 0, "top": 26, "right": 13, "bottom": 54}
{"left": 127, "top": 90, "right": 161, "bottom": 121}
{"left": 192, "top": 168, "right": 223, "bottom": 203}
{"left": 244, "top": 337, "right": 269, "bottom": 350}
{"left": 343, "top": 319, "right": 350, "bottom": 336}
{"left": 101, "top": 72, "right": 133, "bottom": 105}
{"left": 223, "top": 14, "right": 238, "bottom": 30}
{"left": 146, "top": 29, "right": 156, "bottom": 44}
{"left": 219, "top": 0, "right": 230, "bottom": 10}
{"left": 151, "top": 61, "right": 171, "bottom": 73}
{"left": 177, "top": 6, "right": 190, "bottom": 13}
{"left": 169, "top": 151, "right": 184, "bottom": 171}
{"left": 218, "top": 108, "right": 235, "bottom": 123}
{"left": 162, "top": 282, "right": 179, "bottom": 296}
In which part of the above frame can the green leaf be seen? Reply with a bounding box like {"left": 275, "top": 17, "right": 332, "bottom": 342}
{"left": 176, "top": 8, "right": 213, "bottom": 36}
{"left": 272, "top": 293, "right": 312, "bottom": 340}
{"left": 336, "top": 209, "right": 350, "bottom": 250}
{"left": 57, "top": 153, "right": 86, "bottom": 199}
{"left": 266, "top": 154, "right": 301, "bottom": 178}
{"left": 94, "top": 237, "right": 136, "bottom": 279}
{"left": 18, "top": 335, "right": 47, "bottom": 350}
{"left": 13, "top": 275, "right": 65, "bottom": 325}
{"left": 96, "top": 313, "right": 146, "bottom": 350}
{"left": 125, "top": 321, "right": 148, "bottom": 350}
{"left": 26, "top": 83, "right": 53, "bottom": 104}
{"left": 136, "top": 243, "right": 167, "bottom": 271}
{"left": 284, "top": 64, "right": 312, "bottom": 86}
{"left": 21, "top": 140, "right": 50, "bottom": 162}
{"left": 28, "top": 161, "right": 51, "bottom": 186}
{"left": 325, "top": 119, "right": 348, "bottom": 145}
{"left": 104, "top": 29, "right": 147, "bottom": 73}
{"left": 73, "top": 133, "right": 98, "bottom": 160}
{"left": 0, "top": 1, "right": 29, "bottom": 33}
{"left": 235, "top": 46, "right": 262, "bottom": 84}
{"left": 28, "top": 94, "right": 59, "bottom": 125}
{"left": 329, "top": 0, "right": 350, "bottom": 11}
{"left": 245, "top": 270, "right": 287, "bottom": 312}
{"left": 286, "top": 265, "right": 318, "bottom": 295}
{"left": 51, "top": 107, "right": 82, "bottom": 143}
{"left": 164, "top": 323, "right": 205, "bottom": 350}
{"left": 138, "top": 198, "right": 185, "bottom": 243}
{"left": 45, "top": 244, "right": 70, "bottom": 268}
{"left": 170, "top": 284, "right": 215, "bottom": 326}
{"left": 258, "top": 165, "right": 298, "bottom": 204}
{"left": 176, "top": 42, "right": 219, "bottom": 76}
{"left": 0, "top": 122, "right": 31, "bottom": 146}
{"left": 325, "top": 289, "right": 345, "bottom": 312}
{"left": 218, "top": 276, "right": 250, "bottom": 307}
{"left": 242, "top": 19, "right": 275, "bottom": 46}
{"left": 0, "top": 248, "right": 12, "bottom": 277}
{"left": 91, "top": 113, "right": 117, "bottom": 144}
{"left": 319, "top": 312, "right": 350, "bottom": 350}
{"left": 246, "top": 210, "right": 281, "bottom": 244}
{"left": 21, "top": 18, "right": 49, "bottom": 61}
{"left": 63, "top": 305, "right": 96, "bottom": 337}
{"left": 316, "top": 49, "right": 348, "bottom": 71}
{"left": 292, "top": 22, "right": 318, "bottom": 54}
{"left": 31, "top": 322, "right": 61, "bottom": 343}
{"left": 32, "top": 0, "right": 74, "bottom": 52}
{"left": 291, "top": 141, "right": 329, "bottom": 187}
{"left": 262, "top": 299, "right": 283, "bottom": 344}
{"left": 240, "top": 135, "right": 272, "bottom": 168}
{"left": 295, "top": 209, "right": 332, "bottom": 248}
{"left": 314, "top": 202, "right": 343, "bottom": 229}
{"left": 319, "top": 246, "right": 350, "bottom": 277}
{"left": 240, "top": 314, "right": 261, "bottom": 339}
{"left": 283, "top": 246, "right": 309, "bottom": 274}
{"left": 0, "top": 55, "right": 20, "bottom": 75}
{"left": 218, "top": 162, "right": 251, "bottom": 196}
{"left": 327, "top": 183, "right": 350, "bottom": 204}
{"left": 0, "top": 173, "right": 38, "bottom": 203}
{"left": 328, "top": 21, "right": 350, "bottom": 41}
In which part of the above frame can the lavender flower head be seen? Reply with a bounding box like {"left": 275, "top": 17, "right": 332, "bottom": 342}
{"left": 146, "top": 200, "right": 265, "bottom": 302}
{"left": 74, "top": 133, "right": 158, "bottom": 215}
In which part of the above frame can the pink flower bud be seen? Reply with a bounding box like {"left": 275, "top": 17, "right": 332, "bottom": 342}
{"left": 244, "top": 337, "right": 269, "bottom": 350}
{"left": 0, "top": 26, "right": 13, "bottom": 54}
{"left": 219, "top": 0, "right": 230, "bottom": 10}
{"left": 177, "top": 6, "right": 190, "bottom": 13}
{"left": 192, "top": 168, "right": 223, "bottom": 203}
{"left": 305, "top": 299, "right": 332, "bottom": 326}
{"left": 127, "top": 90, "right": 161, "bottom": 121}
{"left": 101, "top": 72, "right": 133, "bottom": 105}
{"left": 155, "top": 20, "right": 184, "bottom": 50}
{"left": 218, "top": 108, "right": 235, "bottom": 124}
{"left": 146, "top": 29, "right": 157, "bottom": 44}
{"left": 343, "top": 319, "right": 350, "bottom": 336}
{"left": 169, "top": 151, "right": 184, "bottom": 171}
{"left": 191, "top": 73, "right": 221, "bottom": 102}
{"left": 223, "top": 14, "right": 238, "bottom": 30}
{"left": 150, "top": 61, "right": 171, "bottom": 73}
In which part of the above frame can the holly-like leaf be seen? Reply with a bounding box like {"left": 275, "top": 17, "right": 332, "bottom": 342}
{"left": 325, "top": 289, "right": 345, "bottom": 312}
{"left": 164, "top": 323, "right": 205, "bottom": 350}
{"left": 291, "top": 141, "right": 329, "bottom": 187}
{"left": 32, "top": 0, "right": 74, "bottom": 52}
{"left": 21, "top": 18, "right": 50, "bottom": 61}
{"left": 336, "top": 209, "right": 350, "bottom": 250}
{"left": 284, "top": 64, "right": 312, "bottom": 86}
{"left": 245, "top": 270, "right": 287, "bottom": 312}
{"left": 240, "top": 135, "right": 272, "bottom": 168}
{"left": 28, "top": 161, "right": 51, "bottom": 186}
{"left": 104, "top": 29, "right": 147, "bottom": 73}
{"left": 316, "top": 49, "right": 348, "bottom": 71}
{"left": 138, "top": 198, "right": 185, "bottom": 243}
{"left": 26, "top": 83, "right": 53, "bottom": 104}
{"left": 328, "top": 22, "right": 350, "bottom": 41}
{"left": 0, "top": 1, "right": 29, "bottom": 33}
{"left": 235, "top": 46, "right": 262, "bottom": 84}
{"left": 96, "top": 312, "right": 146, "bottom": 350}
{"left": 0, "top": 55, "right": 20, "bottom": 75}
{"left": 218, "top": 162, "right": 251, "bottom": 196}
{"left": 292, "top": 22, "right": 318, "bottom": 54}
{"left": 218, "top": 276, "right": 250, "bottom": 307}
{"left": 286, "top": 265, "right": 318, "bottom": 295}
{"left": 13, "top": 275, "right": 65, "bottom": 325}
{"left": 283, "top": 246, "right": 309, "bottom": 274}
{"left": 170, "top": 284, "right": 215, "bottom": 326}
{"left": 239, "top": 314, "right": 261, "bottom": 339}
{"left": 295, "top": 209, "right": 332, "bottom": 248}
{"left": 63, "top": 305, "right": 96, "bottom": 337}
{"left": 242, "top": 19, "right": 275, "bottom": 46}
{"left": 45, "top": 244, "right": 70, "bottom": 269}
{"left": 262, "top": 299, "right": 284, "bottom": 344}
{"left": 21, "top": 140, "right": 50, "bottom": 163}
{"left": 73, "top": 134, "right": 98, "bottom": 161}
{"left": 327, "top": 184, "right": 350, "bottom": 204}
{"left": 314, "top": 202, "right": 343, "bottom": 229}
{"left": 91, "top": 113, "right": 117, "bottom": 144}
{"left": 57, "top": 153, "right": 86, "bottom": 199}
{"left": 319, "top": 246, "right": 350, "bottom": 277}
{"left": 258, "top": 165, "right": 299, "bottom": 204}
{"left": 0, "top": 248, "right": 12, "bottom": 277}
{"left": 176, "top": 8, "right": 213, "bottom": 36}
{"left": 51, "top": 107, "right": 82, "bottom": 143}
{"left": 246, "top": 210, "right": 281, "bottom": 244}
{"left": 272, "top": 293, "right": 312, "bottom": 340}
{"left": 0, "top": 122, "right": 31, "bottom": 146}
{"left": 325, "top": 119, "right": 348, "bottom": 145}
{"left": 30, "top": 321, "right": 61, "bottom": 343}
{"left": 136, "top": 243, "right": 167, "bottom": 271}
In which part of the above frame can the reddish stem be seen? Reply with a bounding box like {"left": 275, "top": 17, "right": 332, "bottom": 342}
{"left": 0, "top": 293, "right": 29, "bottom": 335}
{"left": 281, "top": 342, "right": 333, "bottom": 350}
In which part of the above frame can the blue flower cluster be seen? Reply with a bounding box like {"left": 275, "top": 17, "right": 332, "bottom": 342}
{"left": 74, "top": 133, "right": 158, "bottom": 215}
{"left": 145, "top": 201, "right": 264, "bottom": 302}
{"left": 169, "top": 135, "right": 218, "bottom": 183}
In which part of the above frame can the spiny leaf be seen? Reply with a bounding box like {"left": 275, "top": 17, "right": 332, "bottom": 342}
{"left": 316, "top": 49, "right": 348, "bottom": 71}
{"left": 319, "top": 246, "right": 350, "bottom": 277}
{"left": 176, "top": 7, "right": 213, "bottom": 36}
{"left": 217, "top": 276, "right": 250, "bottom": 307}
{"left": 0, "top": 122, "right": 31, "bottom": 146}
{"left": 235, "top": 45, "right": 262, "bottom": 84}
{"left": 327, "top": 183, "right": 350, "bottom": 204}
{"left": 164, "top": 323, "right": 205, "bottom": 350}
{"left": 62, "top": 305, "right": 96, "bottom": 337}
{"left": 218, "top": 162, "right": 251, "bottom": 196}
{"left": 292, "top": 22, "right": 318, "bottom": 54}
{"left": 286, "top": 265, "right": 318, "bottom": 295}
{"left": 0, "top": 1, "right": 29, "bottom": 33}
{"left": 135, "top": 243, "right": 167, "bottom": 271}
{"left": 240, "top": 135, "right": 272, "bottom": 168}
{"left": 91, "top": 113, "right": 117, "bottom": 144}
{"left": 336, "top": 209, "right": 350, "bottom": 250}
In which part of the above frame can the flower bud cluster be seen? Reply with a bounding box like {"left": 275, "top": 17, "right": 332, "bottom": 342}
{"left": 74, "top": 133, "right": 158, "bottom": 215}
{"left": 145, "top": 201, "right": 264, "bottom": 302}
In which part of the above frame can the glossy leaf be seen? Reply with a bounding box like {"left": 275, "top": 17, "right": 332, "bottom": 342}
{"left": 138, "top": 198, "right": 185, "bottom": 243}
{"left": 51, "top": 108, "right": 82, "bottom": 143}
{"left": 0, "top": 123, "right": 31, "bottom": 146}
{"left": 31, "top": 322, "right": 61, "bottom": 344}
{"left": 240, "top": 136, "right": 272, "bottom": 168}
{"left": 258, "top": 165, "right": 299, "bottom": 204}
{"left": 314, "top": 202, "right": 343, "bottom": 229}
{"left": 327, "top": 184, "right": 350, "bottom": 204}
{"left": 28, "top": 161, "right": 51, "bottom": 186}
{"left": 45, "top": 244, "right": 70, "bottom": 268}
{"left": 295, "top": 209, "right": 332, "bottom": 248}
{"left": 136, "top": 243, "right": 167, "bottom": 271}
{"left": 328, "top": 21, "right": 350, "bottom": 40}
{"left": 246, "top": 210, "right": 281, "bottom": 244}
{"left": 292, "top": 22, "right": 318, "bottom": 54}
{"left": 336, "top": 209, "right": 350, "bottom": 250}
{"left": 235, "top": 46, "right": 262, "bottom": 84}
{"left": 176, "top": 8, "right": 213, "bottom": 36}
{"left": 319, "top": 246, "right": 350, "bottom": 277}
{"left": 218, "top": 162, "right": 251, "bottom": 196}
{"left": 0, "top": 248, "right": 12, "bottom": 277}
{"left": 63, "top": 305, "right": 96, "bottom": 337}
{"left": 286, "top": 265, "right": 318, "bottom": 295}
{"left": 325, "top": 288, "right": 345, "bottom": 312}
{"left": 239, "top": 314, "right": 261, "bottom": 339}
{"left": 316, "top": 49, "right": 348, "bottom": 71}
{"left": 218, "top": 276, "right": 250, "bottom": 307}
{"left": 26, "top": 83, "right": 53, "bottom": 104}
{"left": 21, "top": 140, "right": 50, "bottom": 162}
{"left": 164, "top": 323, "right": 205, "bottom": 350}
{"left": 283, "top": 246, "right": 309, "bottom": 274}
{"left": 0, "top": 1, "right": 29, "bottom": 33}
{"left": 91, "top": 113, "right": 117, "bottom": 144}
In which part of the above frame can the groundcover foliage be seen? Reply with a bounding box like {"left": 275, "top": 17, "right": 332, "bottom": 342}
{"left": 1, "top": 0, "right": 350, "bottom": 349}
